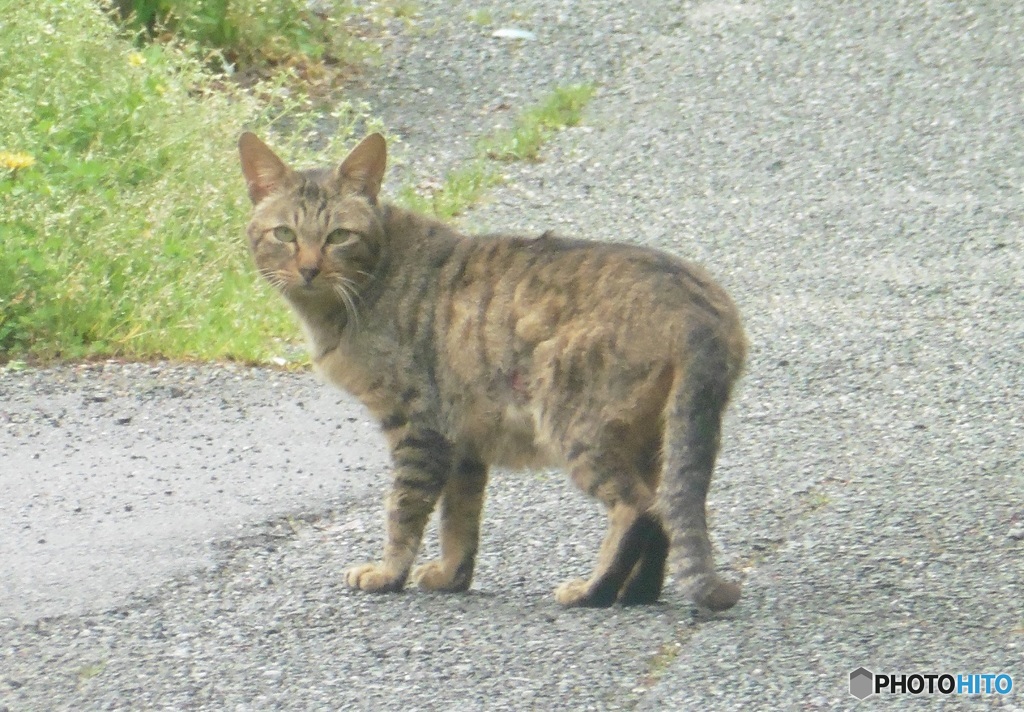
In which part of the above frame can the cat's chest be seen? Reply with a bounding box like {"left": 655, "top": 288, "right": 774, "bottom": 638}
{"left": 313, "top": 339, "right": 391, "bottom": 408}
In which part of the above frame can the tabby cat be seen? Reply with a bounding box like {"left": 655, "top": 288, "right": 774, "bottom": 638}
{"left": 238, "top": 132, "right": 746, "bottom": 610}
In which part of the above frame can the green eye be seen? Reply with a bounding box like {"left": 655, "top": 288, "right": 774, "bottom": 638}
{"left": 273, "top": 226, "right": 296, "bottom": 242}
{"left": 326, "top": 228, "right": 356, "bottom": 245}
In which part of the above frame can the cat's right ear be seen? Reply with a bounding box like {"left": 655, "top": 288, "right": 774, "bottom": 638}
{"left": 238, "top": 132, "right": 290, "bottom": 205}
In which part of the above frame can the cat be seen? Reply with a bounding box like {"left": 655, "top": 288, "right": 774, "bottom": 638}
{"left": 238, "top": 131, "right": 746, "bottom": 610}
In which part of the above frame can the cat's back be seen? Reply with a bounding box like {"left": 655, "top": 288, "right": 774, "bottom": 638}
{"left": 419, "top": 228, "right": 745, "bottom": 394}
{"left": 450, "top": 229, "right": 740, "bottom": 332}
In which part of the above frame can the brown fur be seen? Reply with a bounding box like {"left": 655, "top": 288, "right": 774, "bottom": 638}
{"left": 238, "top": 132, "right": 746, "bottom": 610}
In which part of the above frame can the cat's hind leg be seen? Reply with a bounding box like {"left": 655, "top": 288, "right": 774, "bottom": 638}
{"left": 617, "top": 440, "right": 671, "bottom": 605}
{"left": 617, "top": 517, "right": 670, "bottom": 605}
{"left": 553, "top": 448, "right": 659, "bottom": 608}
{"left": 412, "top": 455, "right": 489, "bottom": 592}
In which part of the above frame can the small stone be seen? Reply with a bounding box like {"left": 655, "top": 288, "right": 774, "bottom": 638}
{"left": 492, "top": 27, "right": 537, "bottom": 41}
{"left": 1008, "top": 526, "right": 1024, "bottom": 541}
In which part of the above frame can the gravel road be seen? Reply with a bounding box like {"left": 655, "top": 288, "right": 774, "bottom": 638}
{"left": 2, "top": 0, "right": 1022, "bottom": 709}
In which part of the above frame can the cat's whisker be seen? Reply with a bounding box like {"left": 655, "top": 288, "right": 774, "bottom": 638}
{"left": 257, "top": 267, "right": 291, "bottom": 292}
{"left": 338, "top": 276, "right": 366, "bottom": 304}
{"left": 333, "top": 282, "right": 361, "bottom": 335}
{"left": 345, "top": 291, "right": 361, "bottom": 335}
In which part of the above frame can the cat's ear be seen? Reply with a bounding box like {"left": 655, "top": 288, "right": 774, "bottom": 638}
{"left": 238, "top": 132, "right": 291, "bottom": 205}
{"left": 336, "top": 133, "right": 387, "bottom": 201}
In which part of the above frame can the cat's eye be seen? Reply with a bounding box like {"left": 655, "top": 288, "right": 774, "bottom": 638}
{"left": 326, "top": 228, "right": 357, "bottom": 246}
{"left": 273, "top": 226, "right": 297, "bottom": 243}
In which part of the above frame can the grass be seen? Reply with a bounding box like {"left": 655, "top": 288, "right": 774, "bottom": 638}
{"left": 466, "top": 9, "right": 494, "bottom": 26}
{"left": 647, "top": 641, "right": 682, "bottom": 676}
{"left": 0, "top": 0, "right": 369, "bottom": 363}
{"left": 635, "top": 639, "right": 686, "bottom": 691}
{"left": 802, "top": 490, "right": 832, "bottom": 512}
{"left": 478, "top": 83, "right": 596, "bottom": 162}
{"left": 397, "top": 160, "right": 503, "bottom": 220}
{"left": 400, "top": 82, "right": 597, "bottom": 219}
{"left": 110, "top": 0, "right": 416, "bottom": 72}
{"left": 76, "top": 661, "right": 107, "bottom": 685}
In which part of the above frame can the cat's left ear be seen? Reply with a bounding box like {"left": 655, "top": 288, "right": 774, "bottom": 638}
{"left": 238, "top": 132, "right": 291, "bottom": 205}
{"left": 336, "top": 133, "right": 387, "bottom": 201}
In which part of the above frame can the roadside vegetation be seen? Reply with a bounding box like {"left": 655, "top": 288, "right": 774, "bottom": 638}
{"left": 399, "top": 82, "right": 596, "bottom": 219}
{"left": 478, "top": 83, "right": 595, "bottom": 162}
{"left": 110, "top": 0, "right": 417, "bottom": 77}
{"left": 0, "top": 0, "right": 594, "bottom": 365}
{"left": 0, "top": 0, "right": 375, "bottom": 363}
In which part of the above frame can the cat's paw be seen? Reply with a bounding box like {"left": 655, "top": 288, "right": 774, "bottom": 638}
{"left": 345, "top": 563, "right": 404, "bottom": 593}
{"left": 411, "top": 561, "right": 471, "bottom": 592}
{"left": 691, "top": 575, "right": 742, "bottom": 612}
{"left": 554, "top": 578, "right": 617, "bottom": 608}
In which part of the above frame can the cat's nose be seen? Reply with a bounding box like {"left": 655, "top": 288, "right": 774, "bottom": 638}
{"left": 299, "top": 266, "right": 321, "bottom": 284}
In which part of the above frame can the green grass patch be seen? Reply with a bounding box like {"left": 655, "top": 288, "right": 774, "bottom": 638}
{"left": 478, "top": 82, "right": 596, "bottom": 162}
{"left": 466, "top": 8, "right": 494, "bottom": 26}
{"left": 110, "top": 0, "right": 415, "bottom": 72}
{"left": 397, "top": 160, "right": 502, "bottom": 220}
{"left": 0, "top": 0, "right": 369, "bottom": 363}
{"left": 638, "top": 641, "right": 683, "bottom": 689}
{"left": 399, "top": 82, "right": 597, "bottom": 218}
{"left": 76, "top": 661, "right": 107, "bottom": 684}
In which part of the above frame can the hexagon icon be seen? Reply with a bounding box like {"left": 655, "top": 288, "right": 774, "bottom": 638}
{"left": 850, "top": 667, "right": 874, "bottom": 700}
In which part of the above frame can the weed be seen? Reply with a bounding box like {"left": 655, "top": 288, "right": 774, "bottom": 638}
{"left": 76, "top": 661, "right": 106, "bottom": 684}
{"left": 636, "top": 639, "right": 685, "bottom": 690}
{"left": 397, "top": 161, "right": 502, "bottom": 219}
{"left": 649, "top": 641, "right": 682, "bottom": 674}
{"left": 400, "top": 82, "right": 597, "bottom": 218}
{"left": 466, "top": 9, "right": 494, "bottom": 26}
{"left": 479, "top": 83, "right": 596, "bottom": 161}
{"left": 109, "top": 0, "right": 378, "bottom": 71}
{"left": 370, "top": 0, "right": 420, "bottom": 22}
{"left": 0, "top": 0, "right": 368, "bottom": 363}
{"left": 804, "top": 491, "right": 832, "bottom": 511}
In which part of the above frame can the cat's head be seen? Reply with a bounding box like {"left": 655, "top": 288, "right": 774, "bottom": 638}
{"left": 238, "top": 132, "right": 387, "bottom": 298}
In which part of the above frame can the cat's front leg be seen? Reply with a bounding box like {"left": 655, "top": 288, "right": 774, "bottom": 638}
{"left": 412, "top": 454, "right": 489, "bottom": 592}
{"left": 346, "top": 428, "right": 452, "bottom": 593}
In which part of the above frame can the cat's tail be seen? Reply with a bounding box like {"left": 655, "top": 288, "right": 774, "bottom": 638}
{"left": 660, "top": 321, "right": 744, "bottom": 611}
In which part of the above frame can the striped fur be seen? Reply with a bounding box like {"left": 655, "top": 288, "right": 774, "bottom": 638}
{"left": 239, "top": 132, "right": 745, "bottom": 610}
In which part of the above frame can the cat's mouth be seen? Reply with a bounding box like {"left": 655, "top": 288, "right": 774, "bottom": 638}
{"left": 285, "top": 281, "right": 328, "bottom": 297}
{"left": 274, "top": 277, "right": 320, "bottom": 296}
